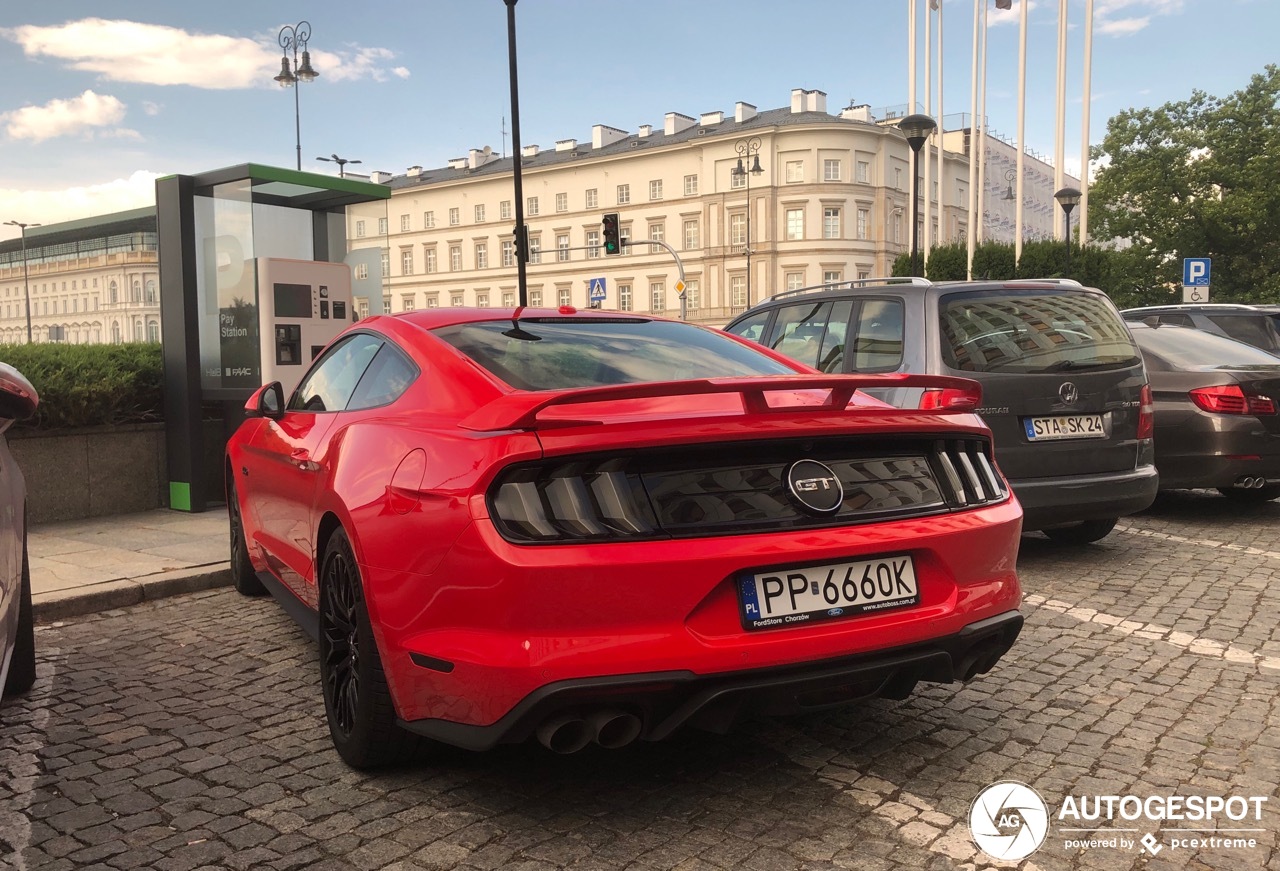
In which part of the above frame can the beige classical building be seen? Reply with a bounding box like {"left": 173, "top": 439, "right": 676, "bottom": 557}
{"left": 0, "top": 208, "right": 160, "bottom": 345}
{"left": 348, "top": 88, "right": 986, "bottom": 326}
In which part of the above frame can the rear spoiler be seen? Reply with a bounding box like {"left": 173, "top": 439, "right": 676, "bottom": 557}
{"left": 459, "top": 373, "right": 981, "bottom": 432}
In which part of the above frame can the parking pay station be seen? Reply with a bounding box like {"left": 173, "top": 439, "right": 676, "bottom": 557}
{"left": 157, "top": 163, "right": 390, "bottom": 512}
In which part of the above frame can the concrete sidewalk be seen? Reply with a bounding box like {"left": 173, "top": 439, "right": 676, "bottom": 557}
{"left": 29, "top": 508, "right": 232, "bottom": 622}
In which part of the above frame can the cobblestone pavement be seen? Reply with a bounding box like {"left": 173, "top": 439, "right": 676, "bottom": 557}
{"left": 3, "top": 490, "right": 1279, "bottom": 871}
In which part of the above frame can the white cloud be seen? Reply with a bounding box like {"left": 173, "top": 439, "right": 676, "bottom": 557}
{"left": 0, "top": 19, "right": 410, "bottom": 90}
{"left": 989, "top": 1, "right": 1037, "bottom": 26}
{"left": 0, "top": 171, "right": 161, "bottom": 240}
{"left": 1098, "top": 16, "right": 1151, "bottom": 35}
{"left": 141, "top": 101, "right": 161, "bottom": 116}
{"left": 1095, "top": 0, "right": 1182, "bottom": 36}
{"left": 392, "top": 67, "right": 410, "bottom": 80}
{"left": 2, "top": 90, "right": 126, "bottom": 142}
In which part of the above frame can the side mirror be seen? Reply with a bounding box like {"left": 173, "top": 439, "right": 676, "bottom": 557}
{"left": 244, "top": 382, "right": 286, "bottom": 420}
{"left": 0, "top": 362, "right": 39, "bottom": 432}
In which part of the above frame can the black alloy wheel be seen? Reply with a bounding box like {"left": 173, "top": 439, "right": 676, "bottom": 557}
{"left": 3, "top": 524, "right": 36, "bottom": 697}
{"left": 228, "top": 479, "right": 266, "bottom": 596}
{"left": 318, "top": 528, "right": 419, "bottom": 769}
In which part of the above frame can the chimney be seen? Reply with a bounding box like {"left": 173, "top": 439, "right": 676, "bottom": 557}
{"left": 840, "top": 104, "right": 873, "bottom": 123}
{"left": 663, "top": 112, "right": 695, "bottom": 136}
{"left": 592, "top": 124, "right": 628, "bottom": 149}
{"left": 638, "top": 124, "right": 652, "bottom": 138}
{"left": 522, "top": 144, "right": 539, "bottom": 158}
{"left": 700, "top": 111, "right": 723, "bottom": 127}
{"left": 446, "top": 158, "right": 467, "bottom": 170}
{"left": 735, "top": 102, "right": 757, "bottom": 123}
{"left": 406, "top": 165, "right": 423, "bottom": 177}
{"left": 555, "top": 138, "right": 577, "bottom": 152}
{"left": 805, "top": 89, "right": 828, "bottom": 113}
{"left": 468, "top": 146, "right": 495, "bottom": 169}
{"left": 790, "top": 89, "right": 805, "bottom": 113}
{"left": 370, "top": 171, "right": 392, "bottom": 184}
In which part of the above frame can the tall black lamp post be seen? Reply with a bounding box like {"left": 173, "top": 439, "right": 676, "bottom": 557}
{"left": 273, "top": 21, "right": 319, "bottom": 171}
{"left": 1054, "top": 186, "right": 1082, "bottom": 275}
{"left": 731, "top": 136, "right": 764, "bottom": 307}
{"left": 900, "top": 114, "right": 937, "bottom": 277}
{"left": 316, "top": 153, "right": 361, "bottom": 178}
{"left": 4, "top": 220, "right": 40, "bottom": 344}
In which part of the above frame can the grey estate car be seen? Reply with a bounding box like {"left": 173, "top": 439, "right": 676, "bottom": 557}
{"left": 726, "top": 278, "right": 1158, "bottom": 544}
{"left": 1121, "top": 304, "right": 1280, "bottom": 356}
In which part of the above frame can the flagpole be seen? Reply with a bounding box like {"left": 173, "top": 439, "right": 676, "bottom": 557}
{"left": 967, "top": 0, "right": 980, "bottom": 278}
{"left": 1015, "top": 0, "right": 1027, "bottom": 263}
{"left": 923, "top": 0, "right": 933, "bottom": 270}
{"left": 909, "top": 0, "right": 918, "bottom": 113}
{"left": 1054, "top": 0, "right": 1068, "bottom": 239}
{"left": 937, "top": 0, "right": 945, "bottom": 249}
{"left": 1080, "top": 0, "right": 1095, "bottom": 246}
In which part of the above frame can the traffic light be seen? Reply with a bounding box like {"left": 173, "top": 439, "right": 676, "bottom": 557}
{"left": 602, "top": 213, "right": 621, "bottom": 255}
{"left": 513, "top": 223, "right": 529, "bottom": 262}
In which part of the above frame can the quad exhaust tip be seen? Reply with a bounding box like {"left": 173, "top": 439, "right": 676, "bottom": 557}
{"left": 536, "top": 710, "right": 643, "bottom": 753}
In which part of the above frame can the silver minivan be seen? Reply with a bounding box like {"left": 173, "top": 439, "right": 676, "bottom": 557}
{"left": 726, "top": 278, "right": 1158, "bottom": 544}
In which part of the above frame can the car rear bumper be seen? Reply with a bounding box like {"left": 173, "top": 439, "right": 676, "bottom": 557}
{"left": 396, "top": 610, "right": 1024, "bottom": 751}
{"left": 1013, "top": 464, "right": 1159, "bottom": 529}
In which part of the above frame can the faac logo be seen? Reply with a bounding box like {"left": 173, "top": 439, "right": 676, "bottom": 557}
{"left": 785, "top": 460, "right": 843, "bottom": 514}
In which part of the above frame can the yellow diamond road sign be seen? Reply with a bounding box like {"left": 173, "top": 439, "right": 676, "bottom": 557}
{"left": 675, "top": 280, "right": 686, "bottom": 293}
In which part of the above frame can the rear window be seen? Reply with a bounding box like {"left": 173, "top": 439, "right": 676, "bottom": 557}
{"left": 1204, "top": 315, "right": 1280, "bottom": 352}
{"left": 1134, "top": 325, "right": 1280, "bottom": 369}
{"left": 435, "top": 318, "right": 794, "bottom": 390}
{"left": 939, "top": 290, "right": 1140, "bottom": 374}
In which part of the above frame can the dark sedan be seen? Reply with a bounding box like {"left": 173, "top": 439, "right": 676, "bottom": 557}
{"left": 1130, "top": 322, "right": 1280, "bottom": 501}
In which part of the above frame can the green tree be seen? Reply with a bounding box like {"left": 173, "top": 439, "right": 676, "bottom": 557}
{"left": 924, "top": 243, "right": 968, "bottom": 281}
{"left": 1090, "top": 65, "right": 1280, "bottom": 303}
{"left": 971, "top": 242, "right": 1016, "bottom": 280}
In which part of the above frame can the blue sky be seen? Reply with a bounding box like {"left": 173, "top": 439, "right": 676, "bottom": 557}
{"left": 0, "top": 0, "right": 1274, "bottom": 240}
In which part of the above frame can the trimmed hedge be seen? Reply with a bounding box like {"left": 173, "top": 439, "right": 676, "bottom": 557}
{"left": 0, "top": 342, "right": 163, "bottom": 430}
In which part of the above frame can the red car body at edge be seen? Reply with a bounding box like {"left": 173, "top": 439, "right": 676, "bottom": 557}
{"left": 226, "top": 307, "right": 1023, "bottom": 768}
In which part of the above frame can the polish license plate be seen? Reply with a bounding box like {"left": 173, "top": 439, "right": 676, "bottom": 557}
{"left": 1023, "top": 414, "right": 1107, "bottom": 441}
{"left": 738, "top": 555, "right": 918, "bottom": 631}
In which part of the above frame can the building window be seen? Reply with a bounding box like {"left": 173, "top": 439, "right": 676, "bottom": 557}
{"left": 558, "top": 287, "right": 571, "bottom": 307}
{"left": 530, "top": 289, "right": 543, "bottom": 307}
{"left": 355, "top": 262, "right": 368, "bottom": 280}
{"left": 502, "top": 240, "right": 514, "bottom": 267}
{"left": 619, "top": 228, "right": 631, "bottom": 254}
{"left": 381, "top": 251, "right": 389, "bottom": 277}
{"left": 585, "top": 189, "right": 598, "bottom": 209}
{"left": 649, "top": 179, "right": 663, "bottom": 201}
{"left": 401, "top": 249, "right": 414, "bottom": 274}
{"left": 858, "top": 270, "right": 871, "bottom": 280}
{"left": 857, "top": 160, "right": 871, "bottom": 183}
{"left": 823, "top": 208, "right": 840, "bottom": 239}
{"left": 358, "top": 299, "right": 369, "bottom": 319}
{"left": 500, "top": 200, "right": 512, "bottom": 220}
{"left": 617, "top": 184, "right": 630, "bottom": 205}
{"left": 502, "top": 292, "right": 515, "bottom": 307}
{"left": 824, "top": 270, "right": 842, "bottom": 284}
{"left": 683, "top": 174, "right": 698, "bottom": 196}
{"left": 893, "top": 212, "right": 903, "bottom": 244}
{"left": 450, "top": 245, "right": 462, "bottom": 271}
{"left": 477, "top": 292, "right": 489, "bottom": 307}
{"left": 426, "top": 295, "right": 439, "bottom": 308}
{"left": 145, "top": 280, "right": 156, "bottom": 303}
{"left": 557, "top": 234, "right": 570, "bottom": 262}
{"left": 475, "top": 242, "right": 488, "bottom": 269}
{"left": 528, "top": 236, "right": 541, "bottom": 264}
{"left": 586, "top": 230, "right": 600, "bottom": 258}
{"left": 785, "top": 160, "right": 803, "bottom": 183}
{"left": 683, "top": 219, "right": 699, "bottom": 250}
{"left": 449, "top": 207, "right": 460, "bottom": 226}
{"left": 857, "top": 209, "right": 869, "bottom": 240}
{"left": 786, "top": 208, "right": 804, "bottom": 240}
{"left": 527, "top": 196, "right": 539, "bottom": 216}
{"left": 132, "top": 281, "right": 141, "bottom": 302}
{"left": 619, "top": 284, "right": 632, "bottom": 312}
{"left": 425, "top": 211, "right": 435, "bottom": 228}
{"left": 786, "top": 271, "right": 805, "bottom": 291}
{"left": 823, "top": 159, "right": 841, "bottom": 182}
{"left": 402, "top": 294, "right": 416, "bottom": 312}
{"left": 731, "top": 276, "right": 747, "bottom": 308}
{"left": 650, "top": 281, "right": 665, "bottom": 313}
{"left": 932, "top": 181, "right": 938, "bottom": 203}
{"left": 730, "top": 170, "right": 745, "bottom": 190}
{"left": 451, "top": 294, "right": 464, "bottom": 307}
{"left": 383, "top": 294, "right": 392, "bottom": 312}
{"left": 648, "top": 222, "right": 664, "bottom": 243}
{"left": 555, "top": 192, "right": 568, "bottom": 213}
{"left": 730, "top": 214, "right": 746, "bottom": 247}
{"left": 147, "top": 321, "right": 159, "bottom": 343}
{"left": 684, "top": 278, "right": 700, "bottom": 310}
{"left": 895, "top": 167, "right": 903, "bottom": 189}
{"left": 425, "top": 248, "right": 437, "bottom": 273}
{"left": 356, "top": 220, "right": 366, "bottom": 237}
{"left": 378, "top": 217, "right": 388, "bottom": 235}
{"left": 400, "top": 214, "right": 411, "bottom": 232}
{"left": 475, "top": 204, "right": 486, "bottom": 223}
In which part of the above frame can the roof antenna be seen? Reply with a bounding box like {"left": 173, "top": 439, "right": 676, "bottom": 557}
{"left": 503, "top": 305, "right": 541, "bottom": 341}
{"left": 501, "top": 115, "right": 508, "bottom": 159}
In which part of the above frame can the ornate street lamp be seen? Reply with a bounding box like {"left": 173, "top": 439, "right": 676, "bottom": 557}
{"left": 1054, "top": 186, "right": 1082, "bottom": 274}
{"left": 316, "top": 153, "right": 361, "bottom": 178}
{"left": 899, "top": 114, "right": 937, "bottom": 277}
{"left": 1003, "top": 168, "right": 1017, "bottom": 201}
{"left": 731, "top": 136, "right": 764, "bottom": 308}
{"left": 3, "top": 220, "right": 41, "bottom": 344}
{"left": 274, "top": 21, "right": 319, "bottom": 171}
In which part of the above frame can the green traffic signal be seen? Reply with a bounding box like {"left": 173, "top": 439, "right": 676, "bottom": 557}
{"left": 602, "top": 212, "right": 621, "bottom": 255}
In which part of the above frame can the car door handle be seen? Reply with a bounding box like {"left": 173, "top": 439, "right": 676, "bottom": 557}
{"left": 290, "top": 449, "right": 319, "bottom": 472}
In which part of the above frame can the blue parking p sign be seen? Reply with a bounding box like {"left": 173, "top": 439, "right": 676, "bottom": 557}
{"left": 1183, "top": 258, "right": 1211, "bottom": 287}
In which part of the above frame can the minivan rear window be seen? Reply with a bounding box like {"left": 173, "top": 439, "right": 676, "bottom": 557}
{"left": 939, "top": 291, "right": 1140, "bottom": 374}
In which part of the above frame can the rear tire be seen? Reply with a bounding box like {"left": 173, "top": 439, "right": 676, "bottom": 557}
{"left": 1218, "top": 485, "right": 1280, "bottom": 503}
{"left": 318, "top": 528, "right": 420, "bottom": 769}
{"left": 1042, "top": 517, "right": 1118, "bottom": 545}
{"left": 4, "top": 527, "right": 36, "bottom": 697}
{"left": 228, "top": 479, "right": 266, "bottom": 596}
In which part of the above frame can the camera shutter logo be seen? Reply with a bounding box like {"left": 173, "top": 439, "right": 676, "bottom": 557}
{"left": 969, "top": 781, "right": 1050, "bottom": 861}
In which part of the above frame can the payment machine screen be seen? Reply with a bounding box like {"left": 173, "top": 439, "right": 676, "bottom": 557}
{"left": 274, "top": 283, "right": 313, "bottom": 318}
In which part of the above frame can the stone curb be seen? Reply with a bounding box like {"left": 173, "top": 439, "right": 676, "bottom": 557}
{"left": 32, "top": 562, "right": 233, "bottom": 623}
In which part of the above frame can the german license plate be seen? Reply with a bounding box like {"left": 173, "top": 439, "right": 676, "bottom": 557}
{"left": 1023, "top": 414, "right": 1106, "bottom": 441}
{"left": 738, "top": 555, "right": 918, "bottom": 630}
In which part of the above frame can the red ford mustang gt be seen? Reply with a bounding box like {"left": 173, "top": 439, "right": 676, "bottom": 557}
{"left": 226, "top": 308, "right": 1023, "bottom": 768}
